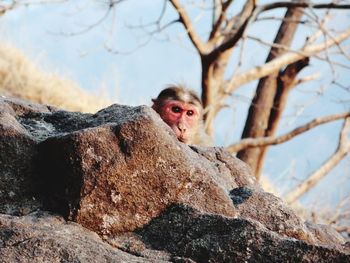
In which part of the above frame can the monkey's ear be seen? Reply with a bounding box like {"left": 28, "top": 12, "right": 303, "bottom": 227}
{"left": 151, "top": 99, "right": 158, "bottom": 111}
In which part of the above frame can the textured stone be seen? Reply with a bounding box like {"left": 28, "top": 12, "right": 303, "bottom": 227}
{"left": 0, "top": 212, "right": 165, "bottom": 263}
{"left": 0, "top": 97, "right": 349, "bottom": 263}
{"left": 136, "top": 204, "right": 350, "bottom": 263}
{"left": 0, "top": 98, "right": 47, "bottom": 215}
{"left": 38, "top": 105, "right": 237, "bottom": 234}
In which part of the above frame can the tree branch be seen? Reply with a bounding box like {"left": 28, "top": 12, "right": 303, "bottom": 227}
{"left": 285, "top": 117, "right": 350, "bottom": 204}
{"left": 169, "top": 0, "right": 209, "bottom": 55}
{"left": 334, "top": 225, "right": 350, "bottom": 235}
{"left": 0, "top": 0, "right": 68, "bottom": 16}
{"left": 212, "top": 0, "right": 221, "bottom": 28}
{"left": 0, "top": 1, "right": 16, "bottom": 16}
{"left": 226, "top": 112, "right": 350, "bottom": 153}
{"left": 209, "top": 0, "right": 233, "bottom": 40}
{"left": 292, "top": 73, "right": 320, "bottom": 86}
{"left": 209, "top": 0, "right": 256, "bottom": 56}
{"left": 225, "top": 28, "right": 350, "bottom": 93}
{"left": 260, "top": 2, "right": 350, "bottom": 13}
{"left": 328, "top": 193, "right": 350, "bottom": 224}
{"left": 267, "top": 57, "right": 310, "bottom": 134}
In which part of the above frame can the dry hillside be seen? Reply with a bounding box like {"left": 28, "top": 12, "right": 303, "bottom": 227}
{"left": 0, "top": 43, "right": 110, "bottom": 113}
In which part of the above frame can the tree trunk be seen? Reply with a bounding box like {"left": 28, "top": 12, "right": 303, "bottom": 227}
{"left": 201, "top": 57, "right": 218, "bottom": 137}
{"left": 237, "top": 5, "right": 304, "bottom": 179}
{"left": 255, "top": 58, "right": 309, "bottom": 176}
{"left": 201, "top": 50, "right": 233, "bottom": 136}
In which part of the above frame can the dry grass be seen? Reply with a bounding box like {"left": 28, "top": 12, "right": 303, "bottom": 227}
{"left": 0, "top": 43, "right": 111, "bottom": 113}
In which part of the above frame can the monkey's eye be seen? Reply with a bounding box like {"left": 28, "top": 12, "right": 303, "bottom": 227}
{"left": 187, "top": 110, "right": 194, "bottom": 116}
{"left": 171, "top": 106, "right": 182, "bottom": 113}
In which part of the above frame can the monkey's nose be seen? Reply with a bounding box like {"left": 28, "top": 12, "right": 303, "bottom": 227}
{"left": 178, "top": 124, "right": 186, "bottom": 132}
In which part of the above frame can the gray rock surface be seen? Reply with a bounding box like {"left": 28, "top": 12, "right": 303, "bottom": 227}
{"left": 0, "top": 97, "right": 349, "bottom": 262}
{"left": 0, "top": 211, "right": 167, "bottom": 263}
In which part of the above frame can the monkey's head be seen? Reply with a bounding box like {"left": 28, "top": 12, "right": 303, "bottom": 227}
{"left": 152, "top": 85, "right": 203, "bottom": 144}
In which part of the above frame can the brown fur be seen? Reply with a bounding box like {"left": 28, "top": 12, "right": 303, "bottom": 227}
{"left": 152, "top": 85, "right": 213, "bottom": 146}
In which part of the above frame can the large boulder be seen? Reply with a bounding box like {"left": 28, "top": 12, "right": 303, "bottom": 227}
{"left": 0, "top": 211, "right": 164, "bottom": 263}
{"left": 0, "top": 98, "right": 50, "bottom": 215}
{"left": 0, "top": 97, "right": 349, "bottom": 262}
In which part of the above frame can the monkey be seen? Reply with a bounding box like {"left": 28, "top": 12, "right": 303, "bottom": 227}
{"left": 152, "top": 85, "right": 213, "bottom": 146}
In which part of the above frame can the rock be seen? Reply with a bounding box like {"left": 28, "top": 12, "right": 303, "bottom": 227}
{"left": 0, "top": 98, "right": 47, "bottom": 215}
{"left": 0, "top": 97, "right": 349, "bottom": 262}
{"left": 38, "top": 105, "right": 237, "bottom": 234}
{"left": 306, "top": 222, "right": 347, "bottom": 246}
{"left": 191, "top": 146, "right": 259, "bottom": 189}
{"left": 0, "top": 211, "right": 166, "bottom": 263}
{"left": 136, "top": 204, "right": 350, "bottom": 263}
{"left": 231, "top": 187, "right": 317, "bottom": 243}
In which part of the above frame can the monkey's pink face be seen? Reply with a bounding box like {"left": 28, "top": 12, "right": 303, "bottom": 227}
{"left": 159, "top": 100, "right": 200, "bottom": 143}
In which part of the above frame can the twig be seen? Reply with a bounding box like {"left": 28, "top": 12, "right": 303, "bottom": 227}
{"left": 260, "top": 2, "right": 350, "bottom": 13}
{"left": 285, "top": 117, "right": 350, "bottom": 204}
{"left": 226, "top": 112, "right": 350, "bottom": 153}
{"left": 225, "top": 28, "right": 350, "bottom": 93}
{"left": 169, "top": 0, "right": 208, "bottom": 54}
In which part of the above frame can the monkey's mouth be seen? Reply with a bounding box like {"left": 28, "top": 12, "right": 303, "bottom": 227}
{"left": 178, "top": 135, "right": 188, "bottom": 143}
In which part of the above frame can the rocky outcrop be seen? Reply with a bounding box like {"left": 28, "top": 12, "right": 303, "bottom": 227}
{"left": 0, "top": 97, "right": 349, "bottom": 262}
{"left": 38, "top": 105, "right": 240, "bottom": 234}
{"left": 0, "top": 212, "right": 161, "bottom": 263}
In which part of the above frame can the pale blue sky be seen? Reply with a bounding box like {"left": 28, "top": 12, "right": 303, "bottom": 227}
{"left": 1, "top": 1, "right": 349, "bottom": 208}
